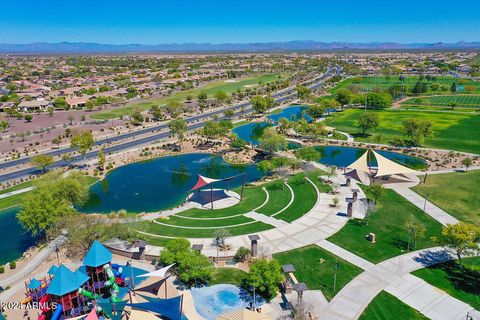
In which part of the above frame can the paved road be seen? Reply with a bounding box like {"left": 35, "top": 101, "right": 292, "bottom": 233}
{"left": 0, "top": 66, "right": 341, "bottom": 183}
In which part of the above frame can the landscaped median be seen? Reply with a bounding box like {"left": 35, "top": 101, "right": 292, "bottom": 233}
{"left": 359, "top": 291, "right": 428, "bottom": 320}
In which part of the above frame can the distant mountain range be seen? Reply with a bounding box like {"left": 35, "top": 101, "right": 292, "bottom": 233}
{"left": 1, "top": 41, "right": 480, "bottom": 53}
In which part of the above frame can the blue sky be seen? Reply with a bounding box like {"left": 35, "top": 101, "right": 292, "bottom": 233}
{"left": 1, "top": 0, "right": 479, "bottom": 44}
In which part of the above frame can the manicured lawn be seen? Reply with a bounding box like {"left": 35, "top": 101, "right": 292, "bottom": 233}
{"left": 145, "top": 220, "right": 273, "bottom": 238}
{"left": 210, "top": 268, "right": 248, "bottom": 286}
{"left": 156, "top": 214, "right": 254, "bottom": 227}
{"left": 274, "top": 245, "right": 363, "bottom": 301}
{"left": 177, "top": 185, "right": 267, "bottom": 218}
{"left": 412, "top": 257, "right": 480, "bottom": 310}
{"left": 332, "top": 76, "right": 480, "bottom": 96}
{"left": 274, "top": 172, "right": 317, "bottom": 222}
{"left": 328, "top": 188, "right": 443, "bottom": 263}
{"left": 413, "top": 171, "right": 480, "bottom": 225}
{"left": 324, "top": 109, "right": 480, "bottom": 154}
{"left": 0, "top": 176, "right": 98, "bottom": 211}
{"left": 304, "top": 170, "right": 332, "bottom": 193}
{"left": 91, "top": 74, "right": 280, "bottom": 119}
{"left": 257, "top": 180, "right": 292, "bottom": 216}
{"left": 359, "top": 291, "right": 428, "bottom": 320}
{"left": 403, "top": 95, "right": 480, "bottom": 109}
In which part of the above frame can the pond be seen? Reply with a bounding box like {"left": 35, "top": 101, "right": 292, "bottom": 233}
{"left": 81, "top": 153, "right": 262, "bottom": 213}
{"left": 315, "top": 146, "right": 427, "bottom": 169}
{"left": 191, "top": 284, "right": 264, "bottom": 320}
{"left": 0, "top": 207, "right": 36, "bottom": 265}
{"left": 266, "top": 105, "right": 309, "bottom": 123}
{"left": 232, "top": 105, "right": 310, "bottom": 146}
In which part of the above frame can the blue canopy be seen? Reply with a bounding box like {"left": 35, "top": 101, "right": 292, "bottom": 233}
{"left": 83, "top": 240, "right": 112, "bottom": 267}
{"left": 28, "top": 278, "right": 42, "bottom": 290}
{"left": 47, "top": 265, "right": 89, "bottom": 296}
{"left": 48, "top": 265, "right": 58, "bottom": 276}
{"left": 126, "top": 295, "right": 183, "bottom": 320}
{"left": 97, "top": 300, "right": 129, "bottom": 320}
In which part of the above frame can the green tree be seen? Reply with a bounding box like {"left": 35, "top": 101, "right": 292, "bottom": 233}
{"left": 305, "top": 105, "right": 326, "bottom": 121}
{"left": 433, "top": 222, "right": 480, "bottom": 271}
{"left": 357, "top": 112, "right": 379, "bottom": 136}
{"left": 166, "top": 101, "right": 182, "bottom": 117}
{"left": 223, "top": 109, "right": 234, "bottom": 119}
{"left": 402, "top": 118, "right": 432, "bottom": 145}
{"left": 406, "top": 219, "right": 426, "bottom": 251}
{"left": 53, "top": 97, "right": 67, "bottom": 109}
{"left": 214, "top": 90, "right": 227, "bottom": 104}
{"left": 461, "top": 157, "right": 473, "bottom": 172}
{"left": 98, "top": 149, "right": 106, "bottom": 169}
{"left": 197, "top": 92, "right": 208, "bottom": 109}
{"left": 150, "top": 105, "right": 163, "bottom": 121}
{"left": 448, "top": 101, "right": 458, "bottom": 110}
{"left": 17, "top": 171, "right": 89, "bottom": 237}
{"left": 276, "top": 118, "right": 291, "bottom": 134}
{"left": 168, "top": 118, "right": 187, "bottom": 150}
{"left": 0, "top": 120, "right": 9, "bottom": 132}
{"left": 366, "top": 92, "right": 392, "bottom": 109}
{"left": 70, "top": 130, "right": 95, "bottom": 159}
{"left": 30, "top": 154, "right": 54, "bottom": 173}
{"left": 367, "top": 183, "right": 384, "bottom": 204}
{"left": 24, "top": 114, "right": 33, "bottom": 122}
{"left": 246, "top": 258, "right": 284, "bottom": 299}
{"left": 258, "top": 127, "right": 287, "bottom": 155}
{"left": 335, "top": 88, "right": 353, "bottom": 106}
{"left": 295, "top": 85, "right": 311, "bottom": 100}
{"left": 295, "top": 147, "right": 322, "bottom": 162}
{"left": 131, "top": 110, "right": 144, "bottom": 126}
{"left": 230, "top": 138, "right": 246, "bottom": 150}
{"left": 250, "top": 95, "right": 268, "bottom": 114}
{"left": 159, "top": 238, "right": 191, "bottom": 265}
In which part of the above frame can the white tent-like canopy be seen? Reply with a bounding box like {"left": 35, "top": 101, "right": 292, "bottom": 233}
{"left": 371, "top": 150, "right": 418, "bottom": 177}
{"left": 138, "top": 264, "right": 175, "bottom": 278}
{"left": 346, "top": 149, "right": 419, "bottom": 179}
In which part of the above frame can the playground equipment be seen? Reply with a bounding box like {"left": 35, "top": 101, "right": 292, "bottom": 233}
{"left": 21, "top": 240, "right": 137, "bottom": 320}
{"left": 104, "top": 264, "right": 121, "bottom": 303}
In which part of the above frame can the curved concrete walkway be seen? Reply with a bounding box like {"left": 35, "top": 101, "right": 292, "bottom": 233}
{"left": 319, "top": 245, "right": 480, "bottom": 320}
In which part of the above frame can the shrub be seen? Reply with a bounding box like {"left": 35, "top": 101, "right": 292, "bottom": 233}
{"left": 9, "top": 261, "right": 16, "bottom": 269}
{"left": 233, "top": 247, "right": 251, "bottom": 263}
{"left": 0, "top": 266, "right": 4, "bottom": 274}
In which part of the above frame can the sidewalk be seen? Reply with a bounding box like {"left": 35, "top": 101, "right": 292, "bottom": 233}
{"left": 390, "top": 187, "right": 458, "bottom": 226}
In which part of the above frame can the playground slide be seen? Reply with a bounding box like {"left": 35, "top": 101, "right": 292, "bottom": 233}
{"left": 111, "top": 264, "right": 123, "bottom": 278}
{"left": 104, "top": 265, "right": 122, "bottom": 303}
{"left": 39, "top": 295, "right": 51, "bottom": 312}
{"left": 78, "top": 288, "right": 99, "bottom": 300}
{"left": 50, "top": 304, "right": 63, "bottom": 320}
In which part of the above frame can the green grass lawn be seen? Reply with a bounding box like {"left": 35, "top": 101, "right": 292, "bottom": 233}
{"left": 0, "top": 176, "right": 98, "bottom": 211}
{"left": 273, "top": 245, "right": 363, "bottom": 301}
{"left": 403, "top": 95, "right": 480, "bottom": 109}
{"left": 156, "top": 214, "right": 254, "bottom": 227}
{"left": 412, "top": 257, "right": 480, "bottom": 310}
{"left": 210, "top": 268, "right": 248, "bottom": 286}
{"left": 324, "top": 109, "right": 480, "bottom": 154}
{"left": 328, "top": 188, "right": 443, "bottom": 263}
{"left": 274, "top": 172, "right": 317, "bottom": 222}
{"left": 145, "top": 220, "right": 273, "bottom": 238}
{"left": 359, "top": 291, "right": 428, "bottom": 320}
{"left": 332, "top": 76, "right": 480, "bottom": 96}
{"left": 413, "top": 171, "right": 480, "bottom": 225}
{"left": 257, "top": 180, "right": 292, "bottom": 216}
{"left": 177, "top": 185, "right": 266, "bottom": 218}
{"left": 91, "top": 74, "right": 280, "bottom": 119}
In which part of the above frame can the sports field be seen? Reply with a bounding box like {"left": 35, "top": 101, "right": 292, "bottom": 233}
{"left": 331, "top": 76, "right": 480, "bottom": 96}
{"left": 324, "top": 109, "right": 480, "bottom": 154}
{"left": 403, "top": 95, "right": 480, "bottom": 109}
{"left": 91, "top": 74, "right": 280, "bottom": 119}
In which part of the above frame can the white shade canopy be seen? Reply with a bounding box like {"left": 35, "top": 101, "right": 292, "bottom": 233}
{"left": 347, "top": 150, "right": 371, "bottom": 173}
{"left": 138, "top": 264, "right": 175, "bottom": 278}
{"left": 371, "top": 150, "right": 419, "bottom": 177}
